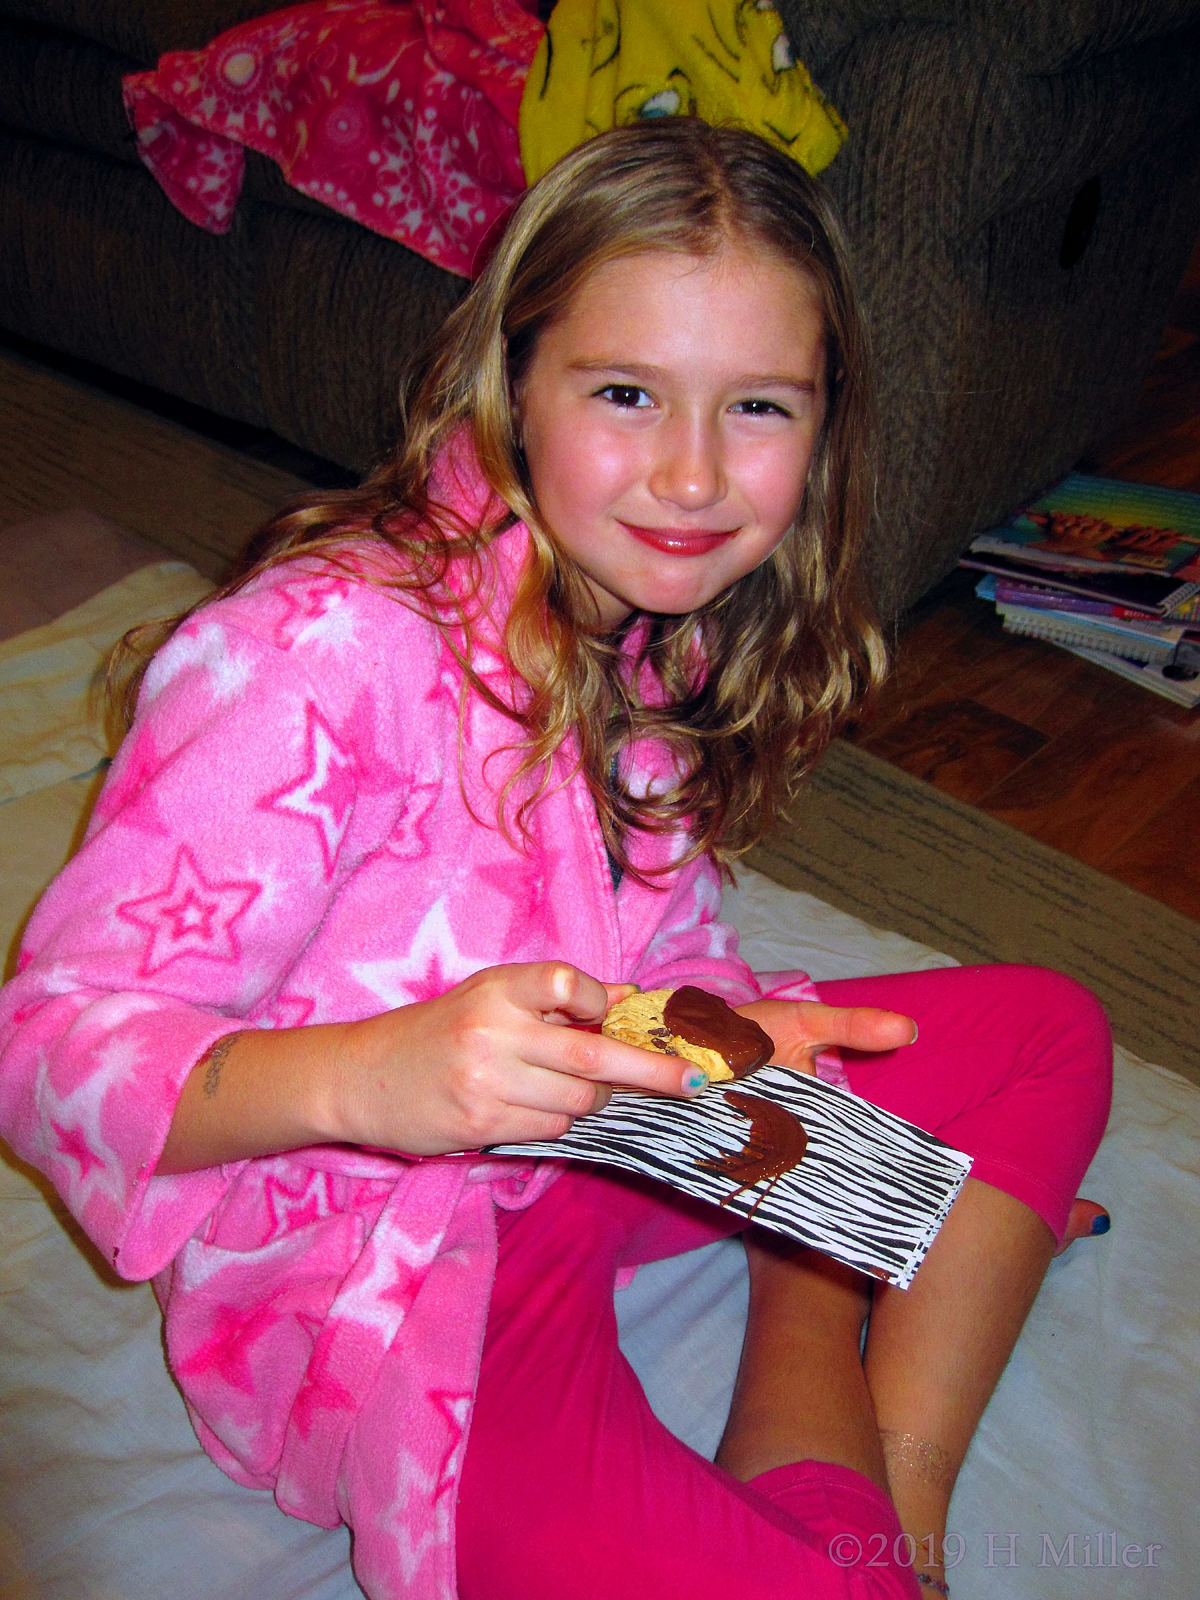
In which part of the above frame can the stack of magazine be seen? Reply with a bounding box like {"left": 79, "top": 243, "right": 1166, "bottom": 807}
{"left": 960, "top": 475, "right": 1200, "bottom": 709}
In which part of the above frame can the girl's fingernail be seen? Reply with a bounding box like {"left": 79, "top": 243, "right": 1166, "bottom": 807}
{"left": 908, "top": 1020, "right": 919, "bottom": 1044}
{"left": 682, "top": 1067, "right": 708, "bottom": 1096}
{"left": 1090, "top": 1212, "right": 1111, "bottom": 1236}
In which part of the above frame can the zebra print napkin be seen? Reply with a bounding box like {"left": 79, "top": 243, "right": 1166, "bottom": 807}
{"left": 492, "top": 1066, "right": 972, "bottom": 1288}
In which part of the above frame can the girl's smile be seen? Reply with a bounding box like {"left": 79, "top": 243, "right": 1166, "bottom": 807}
{"left": 517, "top": 245, "right": 828, "bottom": 627}
{"left": 621, "top": 524, "right": 737, "bottom": 556}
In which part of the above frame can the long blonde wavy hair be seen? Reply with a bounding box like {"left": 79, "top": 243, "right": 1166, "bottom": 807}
{"left": 114, "top": 120, "right": 886, "bottom": 881}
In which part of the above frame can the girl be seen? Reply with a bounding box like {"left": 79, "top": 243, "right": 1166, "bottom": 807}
{"left": 0, "top": 121, "right": 1110, "bottom": 1600}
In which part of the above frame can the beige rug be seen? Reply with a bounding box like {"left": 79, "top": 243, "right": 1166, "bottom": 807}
{"left": 749, "top": 741, "right": 1200, "bottom": 1083}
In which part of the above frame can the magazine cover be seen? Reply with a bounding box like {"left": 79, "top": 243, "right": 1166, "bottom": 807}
{"left": 959, "top": 549, "right": 1200, "bottom": 615}
{"left": 970, "top": 474, "right": 1200, "bottom": 576}
{"left": 978, "top": 573, "right": 1200, "bottom": 627}
{"left": 1063, "top": 645, "right": 1200, "bottom": 709}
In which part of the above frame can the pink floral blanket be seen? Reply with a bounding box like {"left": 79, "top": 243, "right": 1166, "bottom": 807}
{"left": 123, "top": 0, "right": 544, "bottom": 277}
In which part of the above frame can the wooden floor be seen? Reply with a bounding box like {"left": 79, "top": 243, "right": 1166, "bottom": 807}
{"left": 850, "top": 234, "right": 1200, "bottom": 924}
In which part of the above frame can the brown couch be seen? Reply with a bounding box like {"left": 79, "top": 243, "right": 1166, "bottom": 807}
{"left": 2, "top": 0, "right": 1199, "bottom": 616}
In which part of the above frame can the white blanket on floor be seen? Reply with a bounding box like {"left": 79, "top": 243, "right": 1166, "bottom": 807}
{"left": 2, "top": 572, "right": 1197, "bottom": 1599}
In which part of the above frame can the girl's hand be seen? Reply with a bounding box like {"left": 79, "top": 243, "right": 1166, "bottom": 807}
{"left": 157, "top": 981, "right": 918, "bottom": 1178}
{"left": 332, "top": 962, "right": 711, "bottom": 1156}
{"left": 733, "top": 999, "right": 918, "bottom": 1076}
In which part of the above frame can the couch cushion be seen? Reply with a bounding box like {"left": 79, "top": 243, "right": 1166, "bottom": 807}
{"left": 778, "top": 0, "right": 1200, "bottom": 76}
{"left": 0, "top": 1, "right": 281, "bottom": 67}
{"left": 0, "top": 19, "right": 140, "bottom": 164}
{"left": 247, "top": 200, "right": 465, "bottom": 468}
{"left": 0, "top": 129, "right": 268, "bottom": 425}
{"left": 821, "top": 22, "right": 1200, "bottom": 239}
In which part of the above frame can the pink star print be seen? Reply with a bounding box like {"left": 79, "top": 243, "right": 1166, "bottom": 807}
{"left": 52, "top": 1120, "right": 106, "bottom": 1181}
{"left": 272, "top": 576, "right": 353, "bottom": 650}
{"left": 295, "top": 1309, "right": 326, "bottom": 1349}
{"left": 429, "top": 1389, "right": 473, "bottom": 1502}
{"left": 10, "top": 998, "right": 54, "bottom": 1024}
{"left": 251, "top": 991, "right": 316, "bottom": 1031}
{"left": 350, "top": 898, "right": 478, "bottom": 1008}
{"left": 175, "top": 1301, "right": 285, "bottom": 1397}
{"left": 262, "top": 702, "right": 358, "bottom": 877}
{"left": 117, "top": 846, "right": 260, "bottom": 975}
{"left": 424, "top": 638, "right": 466, "bottom": 715}
{"left": 477, "top": 847, "right": 560, "bottom": 959}
{"left": 287, "top": 1324, "right": 360, "bottom": 1441}
{"left": 264, "top": 1169, "right": 332, "bottom": 1236}
{"left": 383, "top": 780, "right": 440, "bottom": 861}
{"left": 391, "top": 947, "right": 461, "bottom": 1005}
{"left": 91, "top": 725, "right": 168, "bottom": 835}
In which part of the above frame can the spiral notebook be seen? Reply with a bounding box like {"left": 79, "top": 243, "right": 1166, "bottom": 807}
{"left": 491, "top": 1066, "right": 973, "bottom": 1289}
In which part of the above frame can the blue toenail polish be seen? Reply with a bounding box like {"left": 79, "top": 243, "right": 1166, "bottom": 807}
{"left": 1090, "top": 1213, "right": 1111, "bottom": 1236}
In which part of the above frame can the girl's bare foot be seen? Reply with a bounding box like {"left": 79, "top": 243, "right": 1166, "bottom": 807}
{"left": 1054, "top": 1197, "right": 1110, "bottom": 1256}
{"left": 914, "top": 1570, "right": 950, "bottom": 1596}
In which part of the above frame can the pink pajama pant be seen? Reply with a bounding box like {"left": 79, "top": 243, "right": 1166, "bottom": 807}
{"left": 454, "top": 965, "right": 1112, "bottom": 1600}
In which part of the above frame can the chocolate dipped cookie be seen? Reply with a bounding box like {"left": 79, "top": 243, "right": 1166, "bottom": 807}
{"left": 602, "top": 985, "right": 774, "bottom": 1083}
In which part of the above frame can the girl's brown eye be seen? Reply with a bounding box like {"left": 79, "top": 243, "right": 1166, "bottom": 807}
{"left": 600, "top": 384, "right": 651, "bottom": 409}
{"left": 735, "top": 399, "right": 788, "bottom": 417}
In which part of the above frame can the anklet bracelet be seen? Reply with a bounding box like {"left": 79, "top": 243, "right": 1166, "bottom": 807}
{"left": 916, "top": 1574, "right": 949, "bottom": 1597}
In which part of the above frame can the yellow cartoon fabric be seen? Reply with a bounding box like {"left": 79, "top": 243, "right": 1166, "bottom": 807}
{"left": 518, "top": 0, "right": 847, "bottom": 185}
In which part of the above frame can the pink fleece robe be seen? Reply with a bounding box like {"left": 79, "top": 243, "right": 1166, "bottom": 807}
{"left": 0, "top": 449, "right": 819, "bottom": 1597}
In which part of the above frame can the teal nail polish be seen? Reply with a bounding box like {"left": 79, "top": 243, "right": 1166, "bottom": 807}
{"left": 682, "top": 1067, "right": 708, "bottom": 1095}
{"left": 1090, "top": 1212, "right": 1111, "bottom": 1236}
